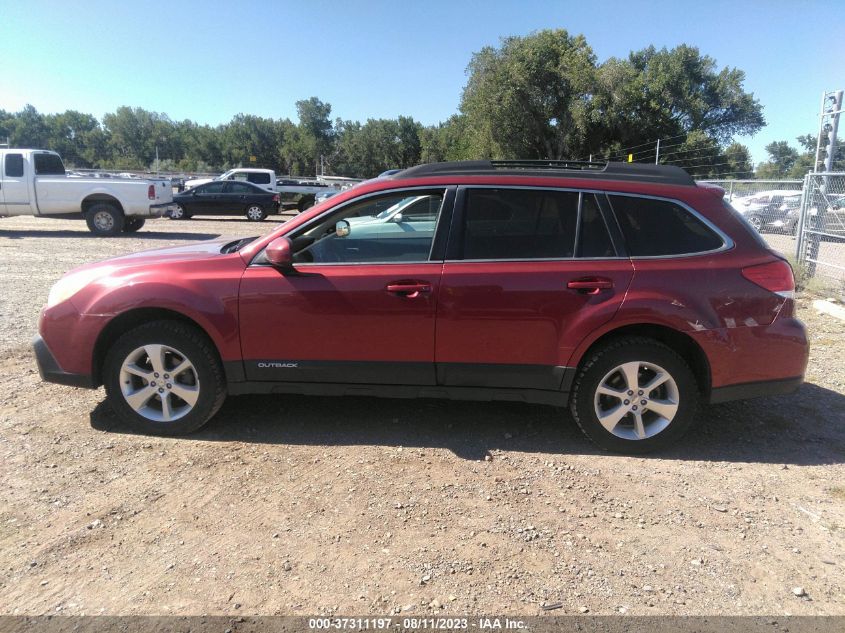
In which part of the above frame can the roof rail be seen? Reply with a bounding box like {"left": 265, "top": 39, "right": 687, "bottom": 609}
{"left": 394, "top": 160, "right": 696, "bottom": 186}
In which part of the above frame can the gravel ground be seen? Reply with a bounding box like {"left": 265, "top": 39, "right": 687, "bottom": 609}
{"left": 0, "top": 214, "right": 843, "bottom": 616}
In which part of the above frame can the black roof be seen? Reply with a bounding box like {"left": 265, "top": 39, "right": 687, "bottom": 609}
{"left": 394, "top": 160, "right": 696, "bottom": 187}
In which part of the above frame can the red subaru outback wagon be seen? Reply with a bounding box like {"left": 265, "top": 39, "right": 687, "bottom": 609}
{"left": 34, "top": 161, "right": 809, "bottom": 453}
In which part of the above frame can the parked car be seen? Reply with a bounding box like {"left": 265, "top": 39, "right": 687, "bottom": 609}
{"left": 184, "top": 168, "right": 276, "bottom": 193}
{"left": 170, "top": 180, "right": 280, "bottom": 221}
{"left": 0, "top": 149, "right": 175, "bottom": 235}
{"left": 35, "top": 160, "right": 808, "bottom": 453}
{"left": 730, "top": 190, "right": 802, "bottom": 233}
{"left": 314, "top": 189, "right": 341, "bottom": 204}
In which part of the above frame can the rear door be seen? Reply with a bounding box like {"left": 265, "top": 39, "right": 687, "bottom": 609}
{"left": 435, "top": 186, "right": 634, "bottom": 390}
{"left": 194, "top": 181, "right": 227, "bottom": 214}
{"left": 2, "top": 152, "right": 32, "bottom": 215}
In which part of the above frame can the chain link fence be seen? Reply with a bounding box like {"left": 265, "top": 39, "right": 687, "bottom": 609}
{"left": 701, "top": 179, "right": 803, "bottom": 258}
{"left": 795, "top": 172, "right": 845, "bottom": 295}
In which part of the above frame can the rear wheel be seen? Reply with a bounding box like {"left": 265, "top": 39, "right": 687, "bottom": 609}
{"left": 569, "top": 337, "right": 699, "bottom": 453}
{"left": 103, "top": 321, "right": 227, "bottom": 436}
{"left": 297, "top": 195, "right": 314, "bottom": 213}
{"left": 245, "top": 204, "right": 267, "bottom": 221}
{"left": 85, "top": 203, "right": 124, "bottom": 236}
{"left": 123, "top": 217, "right": 145, "bottom": 233}
{"left": 169, "top": 204, "right": 190, "bottom": 220}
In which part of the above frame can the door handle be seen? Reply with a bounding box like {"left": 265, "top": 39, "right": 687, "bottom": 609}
{"left": 567, "top": 277, "right": 614, "bottom": 295}
{"left": 386, "top": 282, "right": 432, "bottom": 298}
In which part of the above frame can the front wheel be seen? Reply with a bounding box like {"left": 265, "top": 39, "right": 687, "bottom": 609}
{"left": 245, "top": 204, "right": 267, "bottom": 221}
{"left": 103, "top": 321, "right": 227, "bottom": 436}
{"left": 569, "top": 337, "right": 699, "bottom": 453}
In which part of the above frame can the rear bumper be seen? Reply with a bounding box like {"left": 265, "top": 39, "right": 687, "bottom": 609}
{"left": 709, "top": 376, "right": 803, "bottom": 404}
{"left": 148, "top": 202, "right": 178, "bottom": 217}
{"left": 691, "top": 315, "right": 809, "bottom": 403}
{"left": 32, "top": 334, "right": 95, "bottom": 389}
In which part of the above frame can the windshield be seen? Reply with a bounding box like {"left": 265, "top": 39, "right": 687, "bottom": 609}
{"left": 215, "top": 169, "right": 236, "bottom": 181}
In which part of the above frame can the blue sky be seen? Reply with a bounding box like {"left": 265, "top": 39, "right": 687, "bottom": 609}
{"left": 0, "top": 0, "right": 841, "bottom": 164}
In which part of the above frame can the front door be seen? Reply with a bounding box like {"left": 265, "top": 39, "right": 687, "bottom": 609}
{"left": 435, "top": 187, "right": 634, "bottom": 390}
{"left": 193, "top": 181, "right": 227, "bottom": 214}
{"left": 238, "top": 188, "right": 453, "bottom": 385}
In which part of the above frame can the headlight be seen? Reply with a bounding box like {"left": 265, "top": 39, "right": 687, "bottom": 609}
{"left": 46, "top": 267, "right": 114, "bottom": 308}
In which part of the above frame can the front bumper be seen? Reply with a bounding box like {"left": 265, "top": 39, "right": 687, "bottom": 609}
{"left": 33, "top": 334, "right": 95, "bottom": 388}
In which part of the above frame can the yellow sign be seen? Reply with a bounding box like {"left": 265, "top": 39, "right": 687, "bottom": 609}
{"left": 249, "top": 155, "right": 257, "bottom": 162}
{"left": 628, "top": 153, "right": 633, "bottom": 163}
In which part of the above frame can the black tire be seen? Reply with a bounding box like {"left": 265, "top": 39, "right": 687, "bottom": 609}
{"left": 245, "top": 204, "right": 267, "bottom": 221}
{"left": 103, "top": 321, "right": 227, "bottom": 436}
{"left": 297, "top": 195, "right": 314, "bottom": 213}
{"left": 569, "top": 336, "right": 700, "bottom": 454}
{"left": 169, "top": 204, "right": 190, "bottom": 220}
{"left": 85, "top": 203, "right": 125, "bottom": 236}
{"left": 123, "top": 218, "right": 145, "bottom": 233}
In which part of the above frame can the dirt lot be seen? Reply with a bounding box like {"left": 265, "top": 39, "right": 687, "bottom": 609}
{"left": 0, "top": 214, "right": 843, "bottom": 617}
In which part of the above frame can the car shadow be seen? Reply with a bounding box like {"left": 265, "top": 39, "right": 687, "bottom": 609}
{"left": 0, "top": 229, "right": 220, "bottom": 240}
{"left": 89, "top": 382, "right": 845, "bottom": 465}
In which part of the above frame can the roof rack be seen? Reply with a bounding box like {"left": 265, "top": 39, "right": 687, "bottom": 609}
{"left": 394, "top": 160, "right": 696, "bottom": 186}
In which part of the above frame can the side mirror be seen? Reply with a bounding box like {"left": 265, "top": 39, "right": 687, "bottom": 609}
{"left": 265, "top": 236, "right": 294, "bottom": 268}
{"left": 335, "top": 220, "right": 351, "bottom": 237}
{"left": 392, "top": 212, "right": 403, "bottom": 223}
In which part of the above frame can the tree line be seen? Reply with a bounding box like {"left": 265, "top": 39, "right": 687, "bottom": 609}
{"left": 0, "top": 30, "right": 804, "bottom": 180}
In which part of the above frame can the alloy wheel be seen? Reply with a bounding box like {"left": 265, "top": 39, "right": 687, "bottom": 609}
{"left": 119, "top": 344, "right": 200, "bottom": 422}
{"left": 593, "top": 361, "right": 679, "bottom": 440}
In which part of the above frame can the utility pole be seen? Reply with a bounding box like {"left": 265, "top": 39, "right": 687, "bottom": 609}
{"left": 655, "top": 139, "right": 660, "bottom": 164}
{"left": 806, "top": 90, "right": 843, "bottom": 277}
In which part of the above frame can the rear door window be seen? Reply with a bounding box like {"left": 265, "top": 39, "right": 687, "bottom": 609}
{"left": 460, "top": 188, "right": 579, "bottom": 260}
{"left": 4, "top": 153, "right": 24, "bottom": 178}
{"left": 608, "top": 195, "right": 724, "bottom": 256}
{"left": 228, "top": 182, "right": 255, "bottom": 194}
{"left": 248, "top": 172, "right": 272, "bottom": 185}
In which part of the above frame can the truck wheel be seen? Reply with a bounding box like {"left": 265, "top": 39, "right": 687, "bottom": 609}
{"left": 103, "top": 321, "right": 227, "bottom": 436}
{"left": 569, "top": 337, "right": 699, "bottom": 454}
{"left": 85, "top": 203, "right": 125, "bottom": 236}
{"left": 245, "top": 204, "right": 267, "bottom": 221}
{"left": 297, "top": 195, "right": 315, "bottom": 213}
{"left": 123, "top": 218, "right": 145, "bottom": 233}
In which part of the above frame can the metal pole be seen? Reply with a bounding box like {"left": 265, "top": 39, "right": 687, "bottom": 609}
{"left": 824, "top": 90, "right": 843, "bottom": 171}
{"left": 814, "top": 91, "right": 827, "bottom": 172}
{"left": 655, "top": 139, "right": 660, "bottom": 164}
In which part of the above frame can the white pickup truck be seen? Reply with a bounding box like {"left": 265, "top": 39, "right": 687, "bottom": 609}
{"left": 0, "top": 149, "right": 176, "bottom": 235}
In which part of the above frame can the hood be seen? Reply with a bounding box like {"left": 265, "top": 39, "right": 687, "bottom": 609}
{"left": 72, "top": 237, "right": 243, "bottom": 275}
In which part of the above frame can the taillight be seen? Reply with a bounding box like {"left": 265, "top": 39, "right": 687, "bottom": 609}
{"left": 741, "top": 260, "right": 795, "bottom": 298}
{"left": 147, "top": 184, "right": 156, "bottom": 200}
{"left": 273, "top": 194, "right": 280, "bottom": 202}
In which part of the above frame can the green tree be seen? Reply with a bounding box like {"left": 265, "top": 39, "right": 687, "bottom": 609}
{"left": 756, "top": 141, "right": 799, "bottom": 178}
{"left": 597, "top": 44, "right": 765, "bottom": 156}
{"left": 460, "top": 29, "right": 598, "bottom": 160}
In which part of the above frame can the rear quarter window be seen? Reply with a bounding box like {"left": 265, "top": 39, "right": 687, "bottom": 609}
{"left": 609, "top": 195, "right": 724, "bottom": 256}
